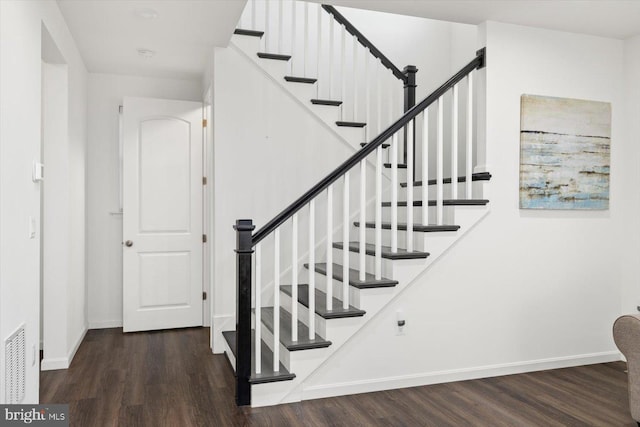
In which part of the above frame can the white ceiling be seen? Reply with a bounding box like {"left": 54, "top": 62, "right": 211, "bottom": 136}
{"left": 314, "top": 0, "right": 640, "bottom": 40}
{"left": 57, "top": 0, "right": 640, "bottom": 81}
{"left": 57, "top": 0, "right": 246, "bottom": 81}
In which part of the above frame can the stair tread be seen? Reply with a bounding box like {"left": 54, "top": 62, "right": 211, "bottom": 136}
{"left": 333, "top": 241, "right": 429, "bottom": 260}
{"left": 281, "top": 285, "right": 366, "bottom": 319}
{"left": 284, "top": 76, "right": 317, "bottom": 84}
{"left": 257, "top": 52, "right": 291, "bottom": 61}
{"left": 234, "top": 28, "right": 264, "bottom": 38}
{"left": 222, "top": 330, "right": 296, "bottom": 384}
{"left": 261, "top": 307, "right": 332, "bottom": 351}
{"left": 355, "top": 221, "right": 461, "bottom": 232}
{"left": 381, "top": 199, "right": 490, "bottom": 207}
{"left": 311, "top": 99, "right": 342, "bottom": 106}
{"left": 385, "top": 163, "right": 407, "bottom": 169}
{"left": 361, "top": 142, "right": 390, "bottom": 149}
{"left": 305, "top": 262, "right": 398, "bottom": 288}
{"left": 401, "top": 172, "right": 492, "bottom": 187}
{"left": 336, "top": 121, "right": 366, "bottom": 128}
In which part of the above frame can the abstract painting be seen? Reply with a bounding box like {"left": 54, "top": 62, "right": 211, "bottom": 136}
{"left": 519, "top": 95, "right": 611, "bottom": 210}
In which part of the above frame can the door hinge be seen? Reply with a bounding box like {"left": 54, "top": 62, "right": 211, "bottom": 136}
{"left": 202, "top": 291, "right": 207, "bottom": 301}
{"left": 202, "top": 234, "right": 207, "bottom": 243}
{"left": 202, "top": 176, "right": 207, "bottom": 185}
{"left": 202, "top": 119, "right": 208, "bottom": 127}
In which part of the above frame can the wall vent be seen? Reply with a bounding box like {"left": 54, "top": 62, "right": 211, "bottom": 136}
{"left": 5, "top": 324, "right": 26, "bottom": 404}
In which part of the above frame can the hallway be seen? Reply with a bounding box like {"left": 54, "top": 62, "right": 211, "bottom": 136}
{"left": 41, "top": 327, "right": 634, "bottom": 426}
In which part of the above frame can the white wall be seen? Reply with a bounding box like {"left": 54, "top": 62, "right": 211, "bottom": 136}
{"left": 338, "top": 6, "right": 477, "bottom": 99}
{"left": 0, "top": 0, "right": 87, "bottom": 402}
{"left": 621, "top": 35, "right": 640, "bottom": 313}
{"left": 302, "top": 21, "right": 635, "bottom": 397}
{"left": 86, "top": 73, "right": 202, "bottom": 329}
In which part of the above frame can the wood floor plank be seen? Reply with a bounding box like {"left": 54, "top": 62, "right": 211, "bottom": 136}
{"left": 41, "top": 328, "right": 634, "bottom": 426}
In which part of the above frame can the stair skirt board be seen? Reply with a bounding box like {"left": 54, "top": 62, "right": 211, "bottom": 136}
{"left": 260, "top": 307, "right": 332, "bottom": 351}
{"left": 355, "top": 222, "right": 461, "bottom": 233}
{"left": 311, "top": 99, "right": 342, "bottom": 106}
{"left": 222, "top": 330, "right": 296, "bottom": 384}
{"left": 305, "top": 262, "right": 398, "bottom": 289}
{"left": 401, "top": 172, "right": 492, "bottom": 187}
{"left": 336, "top": 121, "right": 366, "bottom": 128}
{"left": 284, "top": 76, "right": 317, "bottom": 84}
{"left": 257, "top": 52, "right": 292, "bottom": 61}
{"left": 333, "top": 241, "right": 430, "bottom": 260}
{"left": 234, "top": 29, "right": 265, "bottom": 38}
{"left": 381, "top": 199, "right": 490, "bottom": 207}
{"left": 281, "top": 285, "right": 366, "bottom": 319}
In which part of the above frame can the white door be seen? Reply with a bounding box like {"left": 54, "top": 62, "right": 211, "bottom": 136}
{"left": 122, "top": 97, "right": 203, "bottom": 332}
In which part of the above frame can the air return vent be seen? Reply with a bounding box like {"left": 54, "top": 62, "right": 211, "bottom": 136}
{"left": 5, "top": 324, "right": 26, "bottom": 404}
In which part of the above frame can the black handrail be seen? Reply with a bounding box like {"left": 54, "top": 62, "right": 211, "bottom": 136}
{"left": 322, "top": 5, "right": 406, "bottom": 83}
{"left": 251, "top": 48, "right": 486, "bottom": 246}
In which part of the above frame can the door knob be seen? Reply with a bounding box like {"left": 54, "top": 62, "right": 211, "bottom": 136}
{"left": 125, "top": 240, "right": 133, "bottom": 247}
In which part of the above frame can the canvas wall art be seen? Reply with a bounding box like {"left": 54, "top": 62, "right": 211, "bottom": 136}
{"left": 519, "top": 95, "right": 611, "bottom": 210}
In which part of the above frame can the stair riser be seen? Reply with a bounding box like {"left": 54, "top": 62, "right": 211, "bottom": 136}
{"left": 311, "top": 103, "right": 341, "bottom": 125}
{"left": 309, "top": 271, "right": 365, "bottom": 305}
{"left": 258, "top": 320, "right": 292, "bottom": 371}
{"left": 381, "top": 205, "right": 456, "bottom": 224}
{"left": 335, "top": 123, "right": 366, "bottom": 147}
{"left": 283, "top": 80, "right": 317, "bottom": 104}
{"left": 401, "top": 180, "right": 488, "bottom": 201}
{"left": 361, "top": 227, "right": 461, "bottom": 252}
{"left": 254, "top": 54, "right": 290, "bottom": 79}
{"left": 231, "top": 34, "right": 262, "bottom": 55}
{"left": 222, "top": 335, "right": 236, "bottom": 371}
{"left": 280, "top": 291, "right": 328, "bottom": 337}
{"left": 329, "top": 247, "right": 396, "bottom": 274}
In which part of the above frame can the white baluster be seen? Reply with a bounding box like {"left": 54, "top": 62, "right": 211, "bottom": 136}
{"left": 303, "top": 2, "right": 309, "bottom": 77}
{"left": 353, "top": 35, "right": 358, "bottom": 122}
{"left": 328, "top": 16, "right": 334, "bottom": 100}
{"left": 343, "top": 171, "right": 350, "bottom": 309}
{"left": 255, "top": 243, "right": 262, "bottom": 374}
{"left": 316, "top": 4, "right": 322, "bottom": 96}
{"left": 376, "top": 62, "right": 382, "bottom": 135}
{"left": 308, "top": 200, "right": 316, "bottom": 338}
{"left": 466, "top": 73, "right": 474, "bottom": 199}
{"left": 359, "top": 159, "right": 366, "bottom": 281}
{"left": 451, "top": 84, "right": 459, "bottom": 200}
{"left": 388, "top": 70, "right": 394, "bottom": 129}
{"left": 273, "top": 229, "right": 280, "bottom": 372}
{"left": 365, "top": 48, "right": 370, "bottom": 141}
{"left": 375, "top": 146, "right": 382, "bottom": 280}
{"left": 326, "top": 185, "right": 333, "bottom": 311}
{"left": 251, "top": 0, "right": 256, "bottom": 30}
{"left": 278, "top": 0, "right": 283, "bottom": 54}
{"left": 291, "top": 0, "right": 296, "bottom": 75}
{"left": 406, "top": 120, "right": 414, "bottom": 252}
{"left": 422, "top": 109, "right": 429, "bottom": 226}
{"left": 437, "top": 97, "right": 444, "bottom": 225}
{"left": 391, "top": 132, "right": 398, "bottom": 253}
{"left": 265, "top": 0, "right": 270, "bottom": 52}
{"left": 341, "top": 24, "right": 346, "bottom": 119}
{"left": 291, "top": 214, "right": 298, "bottom": 342}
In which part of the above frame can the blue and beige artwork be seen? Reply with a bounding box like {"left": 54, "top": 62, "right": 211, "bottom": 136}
{"left": 520, "top": 95, "right": 611, "bottom": 210}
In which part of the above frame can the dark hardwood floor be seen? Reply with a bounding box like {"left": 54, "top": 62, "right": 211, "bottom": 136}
{"left": 41, "top": 327, "right": 635, "bottom": 426}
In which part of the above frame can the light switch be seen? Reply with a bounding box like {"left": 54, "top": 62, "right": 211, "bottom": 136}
{"left": 28, "top": 216, "right": 36, "bottom": 239}
{"left": 32, "top": 161, "right": 44, "bottom": 182}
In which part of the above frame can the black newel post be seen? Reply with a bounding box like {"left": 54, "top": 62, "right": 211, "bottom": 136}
{"left": 234, "top": 219, "right": 255, "bottom": 406}
{"left": 403, "top": 65, "right": 418, "bottom": 178}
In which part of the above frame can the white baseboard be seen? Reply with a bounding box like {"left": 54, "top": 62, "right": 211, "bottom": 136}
{"left": 301, "top": 351, "right": 622, "bottom": 401}
{"left": 40, "top": 327, "right": 88, "bottom": 371}
{"left": 88, "top": 320, "right": 122, "bottom": 329}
